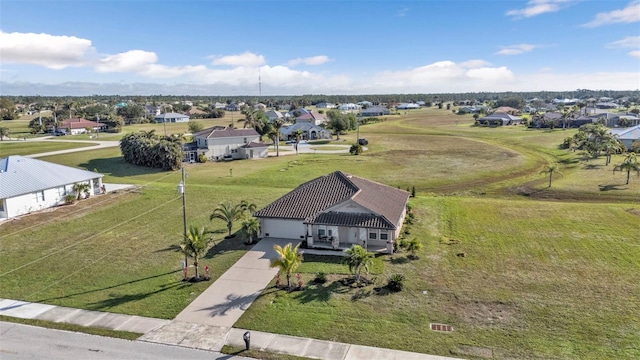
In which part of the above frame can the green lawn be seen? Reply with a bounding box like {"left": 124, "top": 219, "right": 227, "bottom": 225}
{"left": 1, "top": 107, "right": 639, "bottom": 358}
{"left": 0, "top": 141, "right": 94, "bottom": 156}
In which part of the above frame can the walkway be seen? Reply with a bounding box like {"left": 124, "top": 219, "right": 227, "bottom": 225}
{"left": 175, "top": 237, "right": 296, "bottom": 327}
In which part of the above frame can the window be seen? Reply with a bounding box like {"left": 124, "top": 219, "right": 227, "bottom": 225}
{"left": 380, "top": 233, "right": 388, "bottom": 241}
{"left": 57, "top": 187, "right": 66, "bottom": 197}
{"left": 34, "top": 191, "right": 45, "bottom": 202}
{"left": 244, "top": 137, "right": 248, "bottom": 143}
{"left": 318, "top": 228, "right": 325, "bottom": 236}
{"left": 369, "top": 231, "right": 377, "bottom": 240}
{"left": 328, "top": 229, "right": 333, "bottom": 236}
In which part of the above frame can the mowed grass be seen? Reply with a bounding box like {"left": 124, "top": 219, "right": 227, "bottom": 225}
{"left": 236, "top": 197, "right": 640, "bottom": 359}
{"left": 0, "top": 141, "right": 94, "bottom": 156}
{"left": 1, "top": 108, "right": 639, "bottom": 358}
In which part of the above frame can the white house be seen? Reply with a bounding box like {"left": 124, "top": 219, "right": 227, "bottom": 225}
{"left": 48, "top": 118, "right": 104, "bottom": 135}
{"left": 338, "top": 103, "right": 361, "bottom": 111}
{"left": 396, "top": 103, "right": 421, "bottom": 109}
{"left": 0, "top": 156, "right": 104, "bottom": 220}
{"left": 155, "top": 112, "right": 190, "bottom": 123}
{"left": 280, "top": 122, "right": 332, "bottom": 141}
{"left": 316, "top": 102, "right": 336, "bottom": 109}
{"left": 610, "top": 125, "right": 640, "bottom": 149}
{"left": 187, "top": 126, "right": 268, "bottom": 161}
{"left": 254, "top": 171, "right": 410, "bottom": 254}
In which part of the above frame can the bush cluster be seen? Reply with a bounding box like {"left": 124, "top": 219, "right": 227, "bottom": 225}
{"left": 120, "top": 131, "right": 183, "bottom": 170}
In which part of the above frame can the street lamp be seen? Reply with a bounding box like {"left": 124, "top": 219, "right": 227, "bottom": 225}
{"left": 177, "top": 168, "right": 188, "bottom": 273}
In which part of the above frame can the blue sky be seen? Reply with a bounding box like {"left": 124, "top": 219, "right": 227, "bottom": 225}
{"left": 1, "top": 0, "right": 639, "bottom": 95}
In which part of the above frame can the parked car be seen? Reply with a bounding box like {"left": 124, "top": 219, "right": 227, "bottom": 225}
{"left": 358, "top": 138, "right": 368, "bottom": 145}
{"left": 54, "top": 130, "right": 67, "bottom": 136}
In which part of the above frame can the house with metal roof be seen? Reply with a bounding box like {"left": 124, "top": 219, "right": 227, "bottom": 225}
{"left": 184, "top": 126, "right": 268, "bottom": 162}
{"left": 610, "top": 125, "right": 640, "bottom": 149}
{"left": 154, "top": 112, "right": 190, "bottom": 123}
{"left": 254, "top": 171, "right": 410, "bottom": 254}
{"left": 360, "top": 105, "right": 390, "bottom": 117}
{"left": 478, "top": 113, "right": 523, "bottom": 126}
{"left": 0, "top": 156, "right": 104, "bottom": 220}
{"left": 280, "top": 122, "right": 331, "bottom": 141}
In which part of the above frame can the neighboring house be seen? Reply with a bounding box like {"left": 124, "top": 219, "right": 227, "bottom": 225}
{"left": 49, "top": 118, "right": 103, "bottom": 135}
{"left": 155, "top": 112, "right": 190, "bottom": 123}
{"left": 0, "top": 156, "right": 104, "bottom": 220}
{"left": 280, "top": 122, "right": 332, "bottom": 141}
{"left": 225, "top": 103, "right": 240, "bottom": 111}
{"left": 264, "top": 110, "right": 285, "bottom": 122}
{"left": 360, "top": 106, "right": 390, "bottom": 117}
{"left": 287, "top": 108, "right": 311, "bottom": 118}
{"left": 478, "top": 113, "right": 523, "bottom": 126}
{"left": 187, "top": 108, "right": 207, "bottom": 116}
{"left": 396, "top": 103, "right": 420, "bottom": 110}
{"left": 572, "top": 115, "right": 593, "bottom": 127}
{"left": 357, "top": 101, "right": 373, "bottom": 107}
{"left": 316, "top": 102, "right": 336, "bottom": 109}
{"left": 254, "top": 103, "right": 267, "bottom": 110}
{"left": 213, "top": 102, "right": 227, "bottom": 109}
{"left": 295, "top": 111, "right": 327, "bottom": 126}
{"left": 142, "top": 105, "right": 159, "bottom": 117}
{"left": 185, "top": 126, "right": 268, "bottom": 161}
{"left": 590, "top": 112, "right": 640, "bottom": 127}
{"left": 492, "top": 106, "right": 520, "bottom": 114}
{"left": 610, "top": 125, "right": 640, "bottom": 149}
{"left": 254, "top": 171, "right": 410, "bottom": 254}
{"left": 338, "top": 103, "right": 361, "bottom": 111}
{"left": 457, "top": 106, "right": 483, "bottom": 114}
{"left": 596, "top": 102, "right": 619, "bottom": 109}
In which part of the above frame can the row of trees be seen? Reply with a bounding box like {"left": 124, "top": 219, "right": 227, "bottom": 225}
{"left": 564, "top": 123, "right": 626, "bottom": 162}
{"left": 119, "top": 130, "right": 183, "bottom": 170}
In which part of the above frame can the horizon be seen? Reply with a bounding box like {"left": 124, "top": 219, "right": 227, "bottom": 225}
{"left": 1, "top": 0, "right": 639, "bottom": 96}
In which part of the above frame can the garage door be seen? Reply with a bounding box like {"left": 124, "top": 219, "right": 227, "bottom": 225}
{"left": 261, "top": 219, "right": 305, "bottom": 240}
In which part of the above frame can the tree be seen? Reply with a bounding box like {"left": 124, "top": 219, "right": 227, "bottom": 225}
{"left": 210, "top": 201, "right": 247, "bottom": 237}
{"left": 540, "top": 164, "right": 561, "bottom": 188}
{"left": 241, "top": 217, "right": 260, "bottom": 244}
{"left": 613, "top": 153, "right": 640, "bottom": 185}
{"left": 349, "top": 143, "right": 363, "bottom": 155}
{"left": 241, "top": 106, "right": 266, "bottom": 131}
{"left": 180, "top": 225, "right": 215, "bottom": 280}
{"left": 326, "top": 110, "right": 347, "bottom": 140}
{"left": 270, "top": 243, "right": 303, "bottom": 290}
{"left": 405, "top": 238, "right": 423, "bottom": 259}
{"left": 272, "top": 118, "right": 285, "bottom": 157}
{"left": 117, "top": 105, "right": 144, "bottom": 124}
{"left": 0, "top": 127, "right": 10, "bottom": 140}
{"left": 344, "top": 245, "right": 374, "bottom": 285}
{"left": 569, "top": 123, "right": 624, "bottom": 158}
{"left": 188, "top": 120, "right": 204, "bottom": 134}
{"left": 72, "top": 183, "right": 90, "bottom": 200}
{"left": 630, "top": 140, "right": 640, "bottom": 153}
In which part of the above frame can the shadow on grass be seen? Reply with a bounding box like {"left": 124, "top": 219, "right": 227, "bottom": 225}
{"left": 389, "top": 256, "right": 410, "bottom": 265}
{"left": 36, "top": 270, "right": 181, "bottom": 303}
{"left": 87, "top": 281, "right": 188, "bottom": 311}
{"left": 155, "top": 244, "right": 182, "bottom": 253}
{"left": 203, "top": 235, "right": 249, "bottom": 259}
{"left": 294, "top": 281, "right": 343, "bottom": 304}
{"left": 79, "top": 157, "right": 166, "bottom": 178}
{"left": 599, "top": 184, "right": 627, "bottom": 191}
{"left": 351, "top": 288, "right": 373, "bottom": 301}
{"left": 582, "top": 163, "right": 604, "bottom": 170}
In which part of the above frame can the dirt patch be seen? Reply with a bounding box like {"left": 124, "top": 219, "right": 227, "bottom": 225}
{"left": 626, "top": 208, "right": 640, "bottom": 218}
{"left": 453, "top": 344, "right": 494, "bottom": 359}
{"left": 447, "top": 300, "right": 519, "bottom": 327}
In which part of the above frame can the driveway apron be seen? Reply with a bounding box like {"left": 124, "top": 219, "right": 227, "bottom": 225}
{"left": 175, "top": 238, "right": 298, "bottom": 327}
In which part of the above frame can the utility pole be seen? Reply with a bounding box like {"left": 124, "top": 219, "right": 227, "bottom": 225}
{"left": 179, "top": 167, "right": 188, "bottom": 272}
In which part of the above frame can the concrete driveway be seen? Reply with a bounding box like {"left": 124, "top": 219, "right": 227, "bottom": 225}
{"left": 175, "top": 237, "right": 299, "bottom": 328}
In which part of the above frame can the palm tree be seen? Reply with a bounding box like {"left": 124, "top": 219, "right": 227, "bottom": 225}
{"left": 241, "top": 217, "right": 260, "bottom": 244}
{"left": 239, "top": 200, "right": 257, "bottom": 216}
{"left": 540, "top": 164, "right": 561, "bottom": 188}
{"left": 72, "top": 183, "right": 90, "bottom": 200}
{"left": 613, "top": 153, "right": 640, "bottom": 185}
{"left": 210, "top": 201, "right": 245, "bottom": 237}
{"left": 180, "top": 225, "right": 215, "bottom": 279}
{"left": 0, "top": 127, "right": 10, "bottom": 141}
{"left": 405, "top": 238, "right": 423, "bottom": 259}
{"left": 241, "top": 107, "right": 265, "bottom": 132}
{"left": 344, "top": 245, "right": 374, "bottom": 285}
{"left": 270, "top": 243, "right": 303, "bottom": 290}
{"left": 272, "top": 118, "right": 285, "bottom": 157}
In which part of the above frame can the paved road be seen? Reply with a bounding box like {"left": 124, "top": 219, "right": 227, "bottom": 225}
{"left": 0, "top": 321, "right": 250, "bottom": 360}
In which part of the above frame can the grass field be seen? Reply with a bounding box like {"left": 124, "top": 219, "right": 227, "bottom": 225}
{"left": 1, "top": 107, "right": 638, "bottom": 358}
{"left": 0, "top": 141, "right": 94, "bottom": 156}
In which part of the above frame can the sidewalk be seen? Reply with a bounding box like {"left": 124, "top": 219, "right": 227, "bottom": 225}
{"left": 1, "top": 298, "right": 460, "bottom": 360}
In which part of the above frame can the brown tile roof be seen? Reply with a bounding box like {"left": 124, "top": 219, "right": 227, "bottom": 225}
{"left": 255, "top": 171, "right": 409, "bottom": 229}
{"left": 195, "top": 126, "right": 259, "bottom": 139}
{"left": 59, "top": 118, "right": 102, "bottom": 129}
{"left": 241, "top": 141, "right": 268, "bottom": 148}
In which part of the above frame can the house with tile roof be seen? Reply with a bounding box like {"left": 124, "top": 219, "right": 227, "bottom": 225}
{"left": 185, "top": 126, "right": 268, "bottom": 162}
{"left": 49, "top": 118, "right": 104, "bottom": 135}
{"left": 0, "top": 156, "right": 104, "bottom": 220}
{"left": 254, "top": 171, "right": 410, "bottom": 254}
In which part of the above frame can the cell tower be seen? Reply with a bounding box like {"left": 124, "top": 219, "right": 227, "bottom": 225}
{"left": 258, "top": 69, "right": 262, "bottom": 98}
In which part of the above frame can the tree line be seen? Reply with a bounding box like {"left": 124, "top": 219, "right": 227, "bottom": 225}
{"left": 119, "top": 130, "right": 183, "bottom": 170}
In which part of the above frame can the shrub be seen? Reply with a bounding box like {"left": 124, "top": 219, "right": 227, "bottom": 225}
{"left": 387, "top": 274, "right": 405, "bottom": 292}
{"left": 64, "top": 194, "right": 76, "bottom": 205}
{"left": 313, "top": 272, "right": 327, "bottom": 284}
{"left": 198, "top": 154, "right": 208, "bottom": 163}
{"left": 349, "top": 143, "right": 363, "bottom": 155}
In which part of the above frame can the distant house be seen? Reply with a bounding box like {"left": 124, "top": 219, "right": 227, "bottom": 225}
{"left": 338, "top": 103, "right": 361, "bottom": 111}
{"left": 478, "top": 113, "right": 523, "bottom": 126}
{"left": 287, "top": 108, "right": 311, "bottom": 118}
{"left": 49, "top": 118, "right": 103, "bottom": 135}
{"left": 213, "top": 102, "right": 227, "bottom": 109}
{"left": 590, "top": 112, "right": 640, "bottom": 127}
{"left": 254, "top": 103, "right": 267, "bottom": 110}
{"left": 295, "top": 111, "right": 327, "bottom": 126}
{"left": 254, "top": 171, "right": 410, "bottom": 254}
{"left": 184, "top": 126, "right": 268, "bottom": 162}
{"left": 458, "top": 106, "right": 485, "bottom": 114}
{"left": 155, "top": 113, "right": 189, "bottom": 123}
{"left": 492, "top": 106, "right": 520, "bottom": 115}
{"left": 316, "top": 102, "right": 336, "bottom": 109}
{"left": 0, "top": 156, "right": 104, "bottom": 220}
{"left": 357, "top": 101, "right": 373, "bottom": 107}
{"left": 280, "top": 122, "right": 332, "bottom": 141}
{"left": 610, "top": 125, "right": 640, "bottom": 149}
{"left": 264, "top": 110, "right": 285, "bottom": 122}
{"left": 187, "top": 108, "right": 207, "bottom": 116}
{"left": 360, "top": 106, "right": 390, "bottom": 117}
{"left": 596, "top": 102, "right": 620, "bottom": 109}
{"left": 142, "top": 105, "right": 159, "bottom": 117}
{"left": 396, "top": 103, "right": 420, "bottom": 110}
{"left": 225, "top": 103, "right": 240, "bottom": 111}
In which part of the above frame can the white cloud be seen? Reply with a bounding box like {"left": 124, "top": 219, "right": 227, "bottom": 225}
{"left": 0, "top": 30, "right": 94, "bottom": 69}
{"left": 582, "top": 0, "right": 640, "bottom": 27}
{"left": 95, "top": 50, "right": 157, "bottom": 73}
{"left": 606, "top": 36, "right": 640, "bottom": 58}
{"left": 210, "top": 51, "right": 265, "bottom": 67}
{"left": 396, "top": 7, "right": 409, "bottom": 17}
{"left": 287, "top": 55, "right": 331, "bottom": 66}
{"left": 459, "top": 59, "right": 492, "bottom": 68}
{"left": 496, "top": 43, "right": 541, "bottom": 55}
{"left": 506, "top": 0, "right": 574, "bottom": 19}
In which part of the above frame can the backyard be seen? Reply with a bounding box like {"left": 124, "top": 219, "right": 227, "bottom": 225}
{"left": 0, "top": 107, "right": 638, "bottom": 359}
